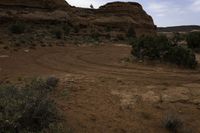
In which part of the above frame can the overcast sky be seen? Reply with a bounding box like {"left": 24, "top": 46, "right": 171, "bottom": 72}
{"left": 66, "top": 0, "right": 200, "bottom": 27}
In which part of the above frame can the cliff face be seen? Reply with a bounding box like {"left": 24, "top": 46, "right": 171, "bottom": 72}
{"left": 0, "top": 1, "right": 156, "bottom": 38}
{"left": 95, "top": 2, "right": 156, "bottom": 36}
{"left": 0, "top": 0, "right": 69, "bottom": 9}
{"left": 71, "top": 2, "right": 156, "bottom": 37}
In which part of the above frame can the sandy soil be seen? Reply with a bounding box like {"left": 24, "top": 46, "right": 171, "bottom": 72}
{"left": 1, "top": 44, "right": 200, "bottom": 133}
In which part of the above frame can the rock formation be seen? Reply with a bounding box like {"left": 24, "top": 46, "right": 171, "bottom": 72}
{"left": 89, "top": 2, "right": 156, "bottom": 36}
{"left": 0, "top": 0, "right": 69, "bottom": 9}
{"left": 0, "top": 0, "right": 156, "bottom": 38}
{"left": 69, "top": 2, "right": 156, "bottom": 37}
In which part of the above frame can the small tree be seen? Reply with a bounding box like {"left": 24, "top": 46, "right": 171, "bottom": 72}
{"left": 131, "top": 35, "right": 198, "bottom": 68}
{"left": 186, "top": 32, "right": 200, "bottom": 50}
{"left": 90, "top": 4, "right": 94, "bottom": 9}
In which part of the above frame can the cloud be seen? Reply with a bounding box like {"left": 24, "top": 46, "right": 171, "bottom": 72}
{"left": 147, "top": 2, "right": 168, "bottom": 17}
{"left": 147, "top": 1, "right": 185, "bottom": 17}
{"left": 190, "top": 0, "right": 200, "bottom": 12}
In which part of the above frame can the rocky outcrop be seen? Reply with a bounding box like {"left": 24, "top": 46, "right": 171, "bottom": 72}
{"left": 99, "top": 2, "right": 156, "bottom": 36}
{"left": 0, "top": 0, "right": 69, "bottom": 9}
{"left": 0, "top": 1, "right": 156, "bottom": 38}
{"left": 72, "top": 2, "right": 156, "bottom": 37}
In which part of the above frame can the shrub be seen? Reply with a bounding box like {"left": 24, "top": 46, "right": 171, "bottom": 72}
{"left": 164, "top": 46, "right": 197, "bottom": 68}
{"left": 186, "top": 32, "right": 200, "bottom": 50}
{"left": 0, "top": 77, "right": 59, "bottom": 132}
{"left": 171, "top": 32, "right": 183, "bottom": 46}
{"left": 46, "top": 76, "right": 59, "bottom": 89}
{"left": 53, "top": 29, "right": 64, "bottom": 39}
{"left": 91, "top": 30, "right": 100, "bottom": 42}
{"left": 127, "top": 26, "right": 136, "bottom": 38}
{"left": 163, "top": 114, "right": 183, "bottom": 133}
{"left": 131, "top": 35, "right": 171, "bottom": 60}
{"left": 131, "top": 35, "right": 198, "bottom": 68}
{"left": 63, "top": 24, "right": 71, "bottom": 35}
{"left": 116, "top": 34, "right": 125, "bottom": 41}
{"left": 105, "top": 26, "right": 112, "bottom": 32}
{"left": 73, "top": 26, "right": 79, "bottom": 33}
{"left": 9, "top": 22, "right": 26, "bottom": 34}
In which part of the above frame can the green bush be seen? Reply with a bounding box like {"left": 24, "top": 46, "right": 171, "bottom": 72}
{"left": 9, "top": 22, "right": 26, "bottom": 34}
{"left": 0, "top": 78, "right": 59, "bottom": 132}
{"left": 131, "top": 35, "right": 198, "bottom": 68}
{"left": 131, "top": 35, "right": 171, "bottom": 60}
{"left": 186, "top": 32, "right": 200, "bottom": 50}
{"left": 164, "top": 46, "right": 197, "bottom": 68}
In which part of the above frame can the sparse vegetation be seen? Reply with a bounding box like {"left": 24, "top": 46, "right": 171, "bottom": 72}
{"left": 9, "top": 22, "right": 26, "bottom": 34}
{"left": 186, "top": 32, "right": 200, "bottom": 51}
{"left": 0, "top": 77, "right": 61, "bottom": 132}
{"left": 163, "top": 114, "right": 183, "bottom": 133}
{"left": 116, "top": 34, "right": 125, "bottom": 41}
{"left": 131, "top": 35, "right": 198, "bottom": 68}
{"left": 53, "top": 29, "right": 64, "bottom": 39}
{"left": 164, "top": 46, "right": 197, "bottom": 68}
{"left": 162, "top": 113, "right": 193, "bottom": 133}
{"left": 171, "top": 32, "right": 184, "bottom": 46}
{"left": 46, "top": 76, "right": 59, "bottom": 89}
{"left": 127, "top": 26, "right": 136, "bottom": 38}
{"left": 91, "top": 29, "right": 100, "bottom": 42}
{"left": 63, "top": 24, "right": 71, "bottom": 36}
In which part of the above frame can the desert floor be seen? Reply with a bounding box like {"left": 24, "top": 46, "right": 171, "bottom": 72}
{"left": 1, "top": 44, "right": 200, "bottom": 133}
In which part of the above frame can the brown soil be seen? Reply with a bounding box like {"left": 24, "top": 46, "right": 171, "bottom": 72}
{"left": 1, "top": 44, "right": 200, "bottom": 133}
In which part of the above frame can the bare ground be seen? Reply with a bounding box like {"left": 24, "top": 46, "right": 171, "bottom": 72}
{"left": 1, "top": 44, "right": 200, "bottom": 133}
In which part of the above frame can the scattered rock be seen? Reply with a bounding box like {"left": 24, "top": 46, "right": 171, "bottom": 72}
{"left": 191, "top": 98, "right": 200, "bottom": 105}
{"left": 161, "top": 87, "right": 190, "bottom": 103}
{"left": 141, "top": 91, "right": 160, "bottom": 103}
{"left": 111, "top": 90, "right": 141, "bottom": 106}
{"left": 183, "top": 83, "right": 200, "bottom": 88}
{"left": 24, "top": 49, "right": 30, "bottom": 53}
{"left": 190, "top": 88, "right": 200, "bottom": 96}
{"left": 0, "top": 55, "right": 9, "bottom": 58}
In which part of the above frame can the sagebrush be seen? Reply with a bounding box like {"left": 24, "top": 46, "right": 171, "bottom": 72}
{"left": 0, "top": 77, "right": 60, "bottom": 132}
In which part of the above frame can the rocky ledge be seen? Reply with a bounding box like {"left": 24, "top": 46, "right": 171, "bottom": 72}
{"left": 0, "top": 0, "right": 156, "bottom": 40}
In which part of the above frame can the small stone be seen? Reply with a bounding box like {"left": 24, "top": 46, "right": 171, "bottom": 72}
{"left": 24, "top": 49, "right": 30, "bottom": 53}
{"left": 141, "top": 91, "right": 160, "bottom": 103}
{"left": 161, "top": 87, "right": 190, "bottom": 103}
{"left": 0, "top": 55, "right": 9, "bottom": 58}
{"left": 191, "top": 99, "right": 200, "bottom": 105}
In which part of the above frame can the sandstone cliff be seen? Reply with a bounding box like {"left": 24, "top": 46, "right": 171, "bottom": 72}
{"left": 0, "top": 0, "right": 69, "bottom": 9}
{"left": 0, "top": 0, "right": 156, "bottom": 42}
{"left": 74, "top": 2, "right": 156, "bottom": 37}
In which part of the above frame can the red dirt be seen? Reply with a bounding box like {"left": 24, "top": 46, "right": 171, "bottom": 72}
{"left": 1, "top": 44, "right": 200, "bottom": 133}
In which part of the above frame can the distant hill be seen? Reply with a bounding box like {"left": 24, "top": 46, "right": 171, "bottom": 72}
{"left": 158, "top": 25, "right": 200, "bottom": 32}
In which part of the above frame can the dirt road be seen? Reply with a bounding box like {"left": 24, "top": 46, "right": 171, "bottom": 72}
{"left": 1, "top": 44, "right": 200, "bottom": 133}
